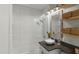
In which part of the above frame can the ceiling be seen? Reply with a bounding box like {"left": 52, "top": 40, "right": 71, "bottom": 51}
{"left": 21, "top": 4, "right": 48, "bottom": 10}
{"left": 19, "top": 4, "right": 57, "bottom": 11}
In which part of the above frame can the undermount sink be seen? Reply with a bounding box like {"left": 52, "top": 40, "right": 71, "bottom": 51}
{"left": 45, "top": 38, "right": 55, "bottom": 45}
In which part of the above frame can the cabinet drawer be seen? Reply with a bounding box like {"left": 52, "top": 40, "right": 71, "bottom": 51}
{"left": 72, "top": 9, "right": 79, "bottom": 17}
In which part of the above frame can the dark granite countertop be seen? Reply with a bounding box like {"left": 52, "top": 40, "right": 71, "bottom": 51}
{"left": 39, "top": 41, "right": 60, "bottom": 51}
{"left": 60, "top": 41, "right": 79, "bottom": 48}
{"left": 39, "top": 41, "right": 79, "bottom": 53}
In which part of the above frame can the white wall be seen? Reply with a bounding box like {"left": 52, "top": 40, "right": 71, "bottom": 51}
{"left": 0, "top": 4, "right": 11, "bottom": 54}
{"left": 63, "top": 5, "right": 79, "bottom": 47}
{"left": 12, "top": 5, "right": 43, "bottom": 54}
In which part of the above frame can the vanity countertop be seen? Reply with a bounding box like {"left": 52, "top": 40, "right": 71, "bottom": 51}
{"left": 39, "top": 41, "right": 60, "bottom": 51}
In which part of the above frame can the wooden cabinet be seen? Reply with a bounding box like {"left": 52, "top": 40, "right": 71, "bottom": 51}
{"left": 61, "top": 6, "right": 79, "bottom": 40}
{"left": 61, "top": 6, "right": 79, "bottom": 53}
{"left": 62, "top": 9, "right": 79, "bottom": 36}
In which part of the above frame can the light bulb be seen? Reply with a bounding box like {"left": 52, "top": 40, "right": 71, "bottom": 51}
{"left": 56, "top": 7, "right": 59, "bottom": 10}
{"left": 47, "top": 11, "right": 50, "bottom": 15}
{"left": 50, "top": 10, "right": 54, "bottom": 13}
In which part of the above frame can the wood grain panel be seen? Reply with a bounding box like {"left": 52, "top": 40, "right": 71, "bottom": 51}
{"left": 72, "top": 9, "right": 79, "bottom": 17}
{"left": 71, "top": 28, "right": 79, "bottom": 35}
{"left": 62, "top": 9, "right": 79, "bottom": 20}
{"left": 62, "top": 12, "right": 72, "bottom": 19}
{"left": 62, "top": 4, "right": 74, "bottom": 8}
{"left": 62, "top": 28, "right": 79, "bottom": 36}
{"left": 62, "top": 28, "right": 71, "bottom": 34}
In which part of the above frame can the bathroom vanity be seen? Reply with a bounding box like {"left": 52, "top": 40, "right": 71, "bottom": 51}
{"left": 39, "top": 41, "right": 60, "bottom": 54}
{"left": 39, "top": 41, "right": 76, "bottom": 54}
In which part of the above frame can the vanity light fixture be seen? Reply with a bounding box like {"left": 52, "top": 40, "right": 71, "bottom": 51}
{"left": 55, "top": 4, "right": 60, "bottom": 10}
{"left": 47, "top": 11, "right": 50, "bottom": 14}
{"left": 50, "top": 9, "right": 54, "bottom": 13}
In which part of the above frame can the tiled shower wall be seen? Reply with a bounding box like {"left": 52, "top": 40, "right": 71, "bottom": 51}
{"left": 0, "top": 4, "right": 11, "bottom": 54}
{"left": 12, "top": 5, "right": 44, "bottom": 53}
